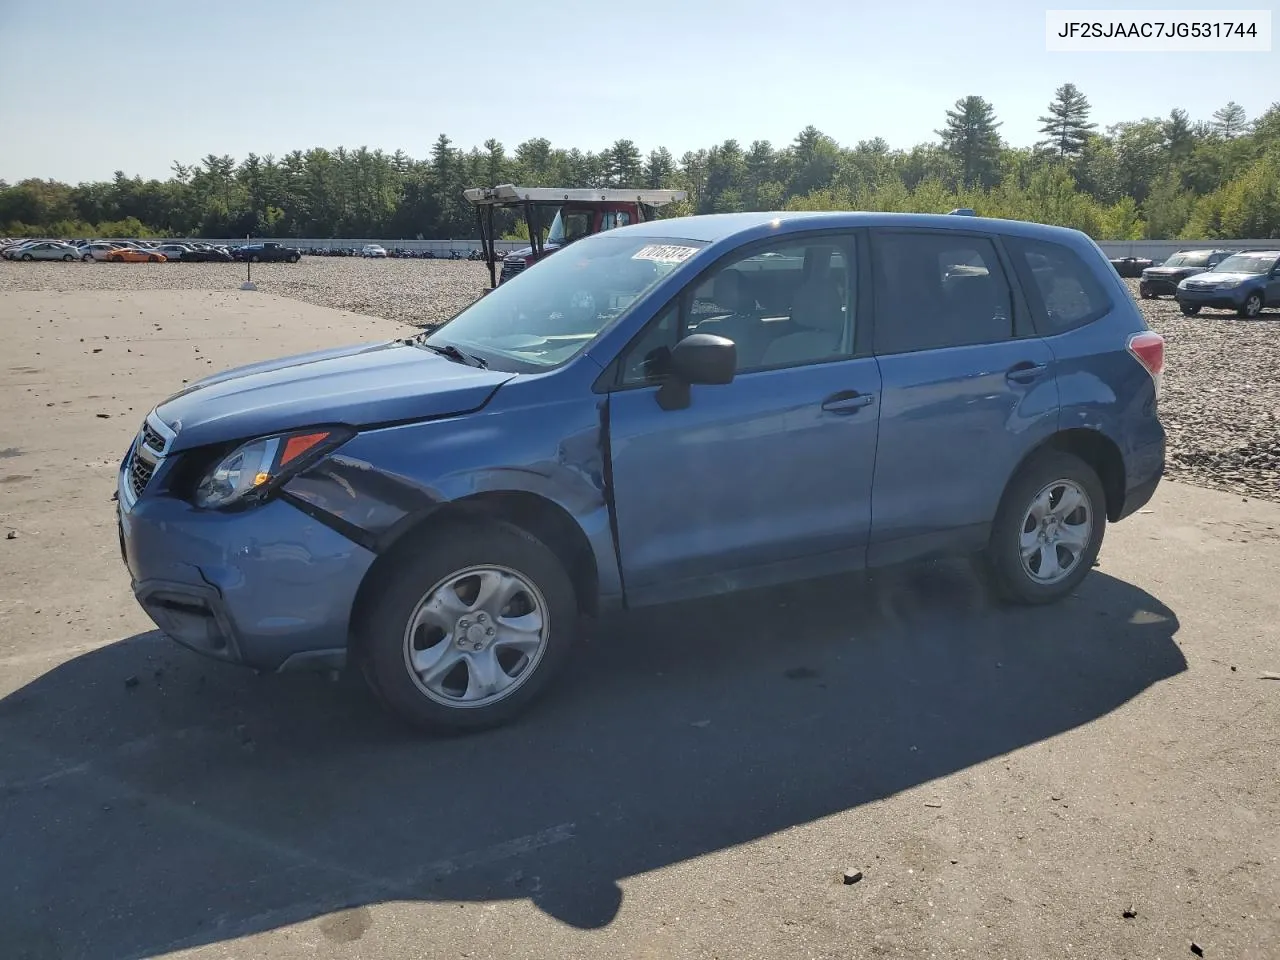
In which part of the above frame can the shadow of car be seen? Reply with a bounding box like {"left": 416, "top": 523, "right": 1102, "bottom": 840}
{"left": 0, "top": 565, "right": 1183, "bottom": 959}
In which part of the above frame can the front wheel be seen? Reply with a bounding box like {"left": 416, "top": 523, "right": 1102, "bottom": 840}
{"left": 62, "top": 253, "right": 75, "bottom": 261}
{"left": 82, "top": 254, "right": 92, "bottom": 261}
{"left": 1139, "top": 287, "right": 1154, "bottom": 300}
{"left": 356, "top": 520, "right": 579, "bottom": 732}
{"left": 983, "top": 451, "right": 1106, "bottom": 605}
{"left": 289, "top": 254, "right": 299, "bottom": 263}
{"left": 249, "top": 255, "right": 260, "bottom": 263}
{"left": 149, "top": 255, "right": 161, "bottom": 262}
{"left": 1238, "top": 292, "right": 1263, "bottom": 319}
{"left": 20, "top": 253, "right": 32, "bottom": 261}
{"left": 1180, "top": 303, "right": 1200, "bottom": 316}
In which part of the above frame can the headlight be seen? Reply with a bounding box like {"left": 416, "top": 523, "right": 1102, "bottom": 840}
{"left": 1214, "top": 278, "right": 1243, "bottom": 289}
{"left": 193, "top": 427, "right": 350, "bottom": 509}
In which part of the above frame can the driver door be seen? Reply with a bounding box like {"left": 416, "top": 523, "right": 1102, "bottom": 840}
{"left": 603, "top": 234, "right": 882, "bottom": 606}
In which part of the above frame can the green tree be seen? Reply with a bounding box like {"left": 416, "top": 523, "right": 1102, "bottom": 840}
{"left": 1212, "top": 101, "right": 1248, "bottom": 138}
{"left": 938, "top": 96, "right": 1003, "bottom": 189}
{"left": 1037, "top": 83, "right": 1096, "bottom": 159}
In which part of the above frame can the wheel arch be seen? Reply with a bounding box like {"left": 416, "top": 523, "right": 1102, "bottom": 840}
{"left": 349, "top": 490, "right": 601, "bottom": 649}
{"left": 1002, "top": 428, "right": 1127, "bottom": 523}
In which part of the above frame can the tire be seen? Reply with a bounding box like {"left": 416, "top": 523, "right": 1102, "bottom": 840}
{"left": 250, "top": 255, "right": 260, "bottom": 263}
{"left": 983, "top": 450, "right": 1106, "bottom": 606}
{"left": 1139, "top": 287, "right": 1153, "bottom": 300}
{"left": 1180, "top": 303, "right": 1200, "bottom": 316}
{"left": 1238, "top": 292, "right": 1263, "bottom": 319}
{"left": 82, "top": 254, "right": 92, "bottom": 262}
{"left": 62, "top": 253, "right": 74, "bottom": 261}
{"left": 289, "top": 254, "right": 299, "bottom": 263}
{"left": 20, "top": 253, "right": 32, "bottom": 261}
{"left": 355, "top": 519, "right": 579, "bottom": 732}
{"left": 149, "top": 255, "right": 161, "bottom": 263}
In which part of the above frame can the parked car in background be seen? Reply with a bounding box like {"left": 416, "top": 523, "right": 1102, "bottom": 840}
{"left": 11, "top": 241, "right": 79, "bottom": 261}
{"left": 154, "top": 243, "right": 196, "bottom": 261}
{"left": 105, "top": 247, "right": 167, "bottom": 263}
{"left": 78, "top": 241, "right": 124, "bottom": 261}
{"left": 362, "top": 244, "right": 388, "bottom": 258}
{"left": 180, "top": 245, "right": 234, "bottom": 262}
{"left": 1176, "top": 250, "right": 1280, "bottom": 318}
{"left": 1109, "top": 255, "right": 1154, "bottom": 278}
{"left": 116, "top": 211, "right": 1165, "bottom": 732}
{"left": 1139, "top": 249, "right": 1234, "bottom": 299}
{"left": 231, "top": 242, "right": 302, "bottom": 263}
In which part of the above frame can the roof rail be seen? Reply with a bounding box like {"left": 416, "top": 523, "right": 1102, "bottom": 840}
{"left": 948, "top": 208, "right": 976, "bottom": 216}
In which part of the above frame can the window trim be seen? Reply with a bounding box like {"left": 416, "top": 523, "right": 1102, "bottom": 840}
{"left": 1004, "top": 235, "right": 1114, "bottom": 336}
{"left": 596, "top": 228, "right": 868, "bottom": 393}
{"left": 867, "top": 228, "right": 1029, "bottom": 357}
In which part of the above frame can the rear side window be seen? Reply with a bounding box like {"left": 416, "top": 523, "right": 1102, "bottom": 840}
{"left": 871, "top": 231, "right": 1013, "bottom": 354}
{"left": 1006, "top": 237, "right": 1112, "bottom": 334}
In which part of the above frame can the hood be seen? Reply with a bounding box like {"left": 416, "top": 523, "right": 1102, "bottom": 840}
{"left": 1145, "top": 265, "right": 1206, "bottom": 277}
{"left": 505, "top": 242, "right": 562, "bottom": 262}
{"left": 1182, "top": 272, "right": 1258, "bottom": 286}
{"left": 155, "top": 339, "right": 516, "bottom": 452}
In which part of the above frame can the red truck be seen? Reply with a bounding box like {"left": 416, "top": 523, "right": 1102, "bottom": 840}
{"left": 464, "top": 184, "right": 687, "bottom": 287}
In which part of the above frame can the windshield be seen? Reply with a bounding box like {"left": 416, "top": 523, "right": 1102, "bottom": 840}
{"left": 546, "top": 208, "right": 593, "bottom": 246}
{"left": 1214, "top": 254, "right": 1274, "bottom": 275}
{"left": 425, "top": 235, "right": 704, "bottom": 370}
{"left": 1164, "top": 252, "right": 1211, "bottom": 268}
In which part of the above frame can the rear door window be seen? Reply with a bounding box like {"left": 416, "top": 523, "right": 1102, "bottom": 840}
{"left": 871, "top": 231, "right": 1014, "bottom": 354}
{"left": 1005, "top": 237, "right": 1112, "bottom": 334}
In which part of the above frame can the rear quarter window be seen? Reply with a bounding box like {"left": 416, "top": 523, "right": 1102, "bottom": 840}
{"left": 1006, "top": 237, "right": 1113, "bottom": 334}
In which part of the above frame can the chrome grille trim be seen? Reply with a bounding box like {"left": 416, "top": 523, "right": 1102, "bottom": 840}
{"left": 119, "top": 411, "right": 176, "bottom": 508}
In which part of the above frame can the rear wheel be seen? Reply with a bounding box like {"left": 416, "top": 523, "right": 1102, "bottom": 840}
{"left": 250, "top": 254, "right": 260, "bottom": 263}
{"left": 81, "top": 253, "right": 92, "bottom": 262}
{"left": 149, "top": 255, "right": 161, "bottom": 262}
{"left": 984, "top": 451, "right": 1105, "bottom": 605}
{"left": 289, "top": 254, "right": 299, "bottom": 263}
{"left": 1180, "top": 303, "right": 1200, "bottom": 316}
{"left": 1139, "top": 286, "right": 1154, "bottom": 300}
{"left": 1239, "top": 292, "right": 1263, "bottom": 319}
{"left": 355, "top": 520, "right": 578, "bottom": 732}
{"left": 20, "top": 253, "right": 32, "bottom": 261}
{"left": 62, "top": 253, "right": 74, "bottom": 261}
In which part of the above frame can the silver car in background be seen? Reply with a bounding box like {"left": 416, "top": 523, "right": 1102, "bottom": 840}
{"left": 10, "top": 241, "right": 79, "bottom": 261}
{"left": 77, "top": 241, "right": 125, "bottom": 261}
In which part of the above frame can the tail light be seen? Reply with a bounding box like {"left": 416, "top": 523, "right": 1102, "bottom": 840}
{"left": 1128, "top": 331, "right": 1165, "bottom": 400}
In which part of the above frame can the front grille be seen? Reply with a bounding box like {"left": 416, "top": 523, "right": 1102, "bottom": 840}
{"left": 141, "top": 421, "right": 166, "bottom": 454}
{"left": 500, "top": 259, "right": 526, "bottom": 282}
{"left": 129, "top": 449, "right": 156, "bottom": 499}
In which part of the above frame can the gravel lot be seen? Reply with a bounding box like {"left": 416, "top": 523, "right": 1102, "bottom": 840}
{"left": 1, "top": 258, "right": 1275, "bottom": 501}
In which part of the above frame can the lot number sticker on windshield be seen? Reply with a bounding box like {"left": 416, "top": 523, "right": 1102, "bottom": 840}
{"left": 632, "top": 244, "right": 699, "bottom": 264}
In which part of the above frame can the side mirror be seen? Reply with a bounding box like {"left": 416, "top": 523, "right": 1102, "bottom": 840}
{"left": 656, "top": 334, "right": 736, "bottom": 411}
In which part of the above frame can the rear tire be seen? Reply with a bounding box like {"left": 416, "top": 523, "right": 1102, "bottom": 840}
{"left": 82, "top": 254, "right": 92, "bottom": 261}
{"left": 1180, "top": 303, "right": 1200, "bottom": 316}
{"left": 1238, "top": 292, "right": 1263, "bottom": 319}
{"left": 289, "top": 254, "right": 299, "bottom": 263}
{"left": 1139, "top": 287, "right": 1154, "bottom": 300}
{"left": 983, "top": 451, "right": 1106, "bottom": 606}
{"left": 20, "top": 253, "right": 32, "bottom": 261}
{"left": 355, "top": 519, "right": 579, "bottom": 733}
{"left": 62, "top": 253, "right": 74, "bottom": 261}
{"left": 250, "top": 255, "right": 260, "bottom": 263}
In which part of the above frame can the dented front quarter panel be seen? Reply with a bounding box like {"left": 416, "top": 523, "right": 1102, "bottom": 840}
{"left": 281, "top": 372, "right": 623, "bottom": 601}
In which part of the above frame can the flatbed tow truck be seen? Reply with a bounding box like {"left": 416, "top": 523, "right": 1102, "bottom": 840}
{"left": 463, "top": 183, "right": 687, "bottom": 288}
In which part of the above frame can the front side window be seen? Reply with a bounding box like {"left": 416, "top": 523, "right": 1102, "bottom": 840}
{"left": 1006, "top": 236, "right": 1111, "bottom": 333}
{"left": 547, "top": 209, "right": 593, "bottom": 245}
{"left": 426, "top": 235, "right": 703, "bottom": 371}
{"left": 872, "top": 231, "right": 1013, "bottom": 354}
{"left": 615, "top": 238, "right": 855, "bottom": 383}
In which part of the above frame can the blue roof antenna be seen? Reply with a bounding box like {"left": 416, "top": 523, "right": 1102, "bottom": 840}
{"left": 949, "top": 208, "right": 976, "bottom": 216}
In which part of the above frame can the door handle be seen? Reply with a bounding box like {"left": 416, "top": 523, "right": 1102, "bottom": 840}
{"left": 821, "top": 391, "right": 876, "bottom": 414}
{"left": 1006, "top": 362, "right": 1048, "bottom": 384}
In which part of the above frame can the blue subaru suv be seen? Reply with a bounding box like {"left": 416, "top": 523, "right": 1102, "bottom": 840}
{"left": 117, "top": 212, "right": 1166, "bottom": 731}
{"left": 1175, "top": 249, "right": 1280, "bottom": 318}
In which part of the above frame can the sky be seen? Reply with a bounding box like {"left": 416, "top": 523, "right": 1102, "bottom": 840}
{"left": 1, "top": 0, "right": 1277, "bottom": 184}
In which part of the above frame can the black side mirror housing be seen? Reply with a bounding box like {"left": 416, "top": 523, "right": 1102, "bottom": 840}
{"left": 656, "top": 334, "right": 736, "bottom": 410}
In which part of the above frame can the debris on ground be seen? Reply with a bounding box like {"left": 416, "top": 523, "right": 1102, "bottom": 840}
{"left": 1123, "top": 907, "right": 1137, "bottom": 919}
{"left": 1191, "top": 942, "right": 1204, "bottom": 957}
{"left": 842, "top": 869, "right": 863, "bottom": 885}
{"left": 5, "top": 530, "right": 16, "bottom": 540}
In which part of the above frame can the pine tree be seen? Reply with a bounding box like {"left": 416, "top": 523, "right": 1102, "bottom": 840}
{"left": 938, "top": 96, "right": 1003, "bottom": 188}
{"left": 1037, "top": 83, "right": 1097, "bottom": 159}
{"left": 1212, "top": 101, "right": 1248, "bottom": 138}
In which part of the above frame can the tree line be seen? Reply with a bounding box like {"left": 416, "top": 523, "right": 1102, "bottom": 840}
{"left": 3, "top": 87, "right": 1278, "bottom": 242}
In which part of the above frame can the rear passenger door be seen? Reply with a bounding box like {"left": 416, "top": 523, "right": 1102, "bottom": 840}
{"left": 867, "top": 229, "right": 1059, "bottom": 566}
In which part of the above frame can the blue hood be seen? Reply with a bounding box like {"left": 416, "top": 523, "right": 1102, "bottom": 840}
{"left": 156, "top": 339, "right": 516, "bottom": 452}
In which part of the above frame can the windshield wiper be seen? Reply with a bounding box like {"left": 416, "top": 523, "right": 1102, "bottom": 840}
{"left": 419, "top": 341, "right": 488, "bottom": 368}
